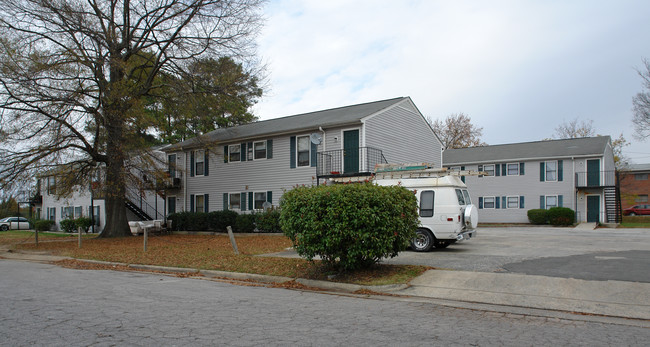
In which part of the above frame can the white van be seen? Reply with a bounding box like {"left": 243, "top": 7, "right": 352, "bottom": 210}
{"left": 331, "top": 164, "right": 478, "bottom": 252}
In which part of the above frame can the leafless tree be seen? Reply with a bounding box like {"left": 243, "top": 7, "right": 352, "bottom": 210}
{"left": 428, "top": 113, "right": 486, "bottom": 150}
{"left": 633, "top": 58, "right": 650, "bottom": 140}
{"left": 0, "top": 0, "right": 265, "bottom": 237}
{"left": 553, "top": 118, "right": 595, "bottom": 139}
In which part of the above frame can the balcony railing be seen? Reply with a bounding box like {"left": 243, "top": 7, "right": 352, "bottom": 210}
{"left": 575, "top": 170, "right": 616, "bottom": 188}
{"left": 317, "top": 147, "right": 387, "bottom": 178}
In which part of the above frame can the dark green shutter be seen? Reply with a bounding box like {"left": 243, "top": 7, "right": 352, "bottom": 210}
{"left": 190, "top": 194, "right": 195, "bottom": 212}
{"left": 204, "top": 194, "right": 209, "bottom": 213}
{"left": 461, "top": 166, "right": 465, "bottom": 183}
{"left": 558, "top": 160, "right": 563, "bottom": 181}
{"left": 248, "top": 192, "right": 253, "bottom": 210}
{"left": 478, "top": 165, "right": 483, "bottom": 178}
{"left": 267, "top": 191, "right": 272, "bottom": 204}
{"left": 478, "top": 197, "right": 483, "bottom": 209}
{"left": 204, "top": 150, "right": 209, "bottom": 176}
{"left": 267, "top": 139, "right": 273, "bottom": 159}
{"left": 540, "top": 195, "right": 545, "bottom": 209}
{"left": 495, "top": 197, "right": 500, "bottom": 209}
{"left": 247, "top": 142, "right": 253, "bottom": 161}
{"left": 311, "top": 142, "right": 318, "bottom": 167}
{"left": 502, "top": 164, "right": 507, "bottom": 176}
{"left": 501, "top": 196, "right": 506, "bottom": 209}
{"left": 290, "top": 136, "right": 296, "bottom": 168}
{"left": 495, "top": 164, "right": 501, "bottom": 176}
{"left": 540, "top": 162, "right": 545, "bottom": 181}
{"left": 190, "top": 151, "right": 195, "bottom": 177}
{"left": 223, "top": 193, "right": 228, "bottom": 211}
{"left": 241, "top": 192, "right": 246, "bottom": 211}
{"left": 520, "top": 162, "right": 525, "bottom": 175}
{"left": 224, "top": 145, "right": 228, "bottom": 163}
{"left": 520, "top": 196, "right": 525, "bottom": 209}
{"left": 241, "top": 142, "right": 247, "bottom": 161}
{"left": 558, "top": 195, "right": 563, "bottom": 207}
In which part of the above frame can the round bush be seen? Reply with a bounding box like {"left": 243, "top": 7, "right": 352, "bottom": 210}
{"left": 256, "top": 208, "right": 281, "bottom": 233}
{"left": 75, "top": 217, "right": 93, "bottom": 233}
{"left": 34, "top": 219, "right": 55, "bottom": 232}
{"left": 547, "top": 207, "right": 575, "bottom": 226}
{"left": 234, "top": 213, "right": 256, "bottom": 233}
{"left": 280, "top": 182, "right": 419, "bottom": 271}
{"left": 527, "top": 209, "right": 548, "bottom": 225}
{"left": 59, "top": 219, "right": 77, "bottom": 233}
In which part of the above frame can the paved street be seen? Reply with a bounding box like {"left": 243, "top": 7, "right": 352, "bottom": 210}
{"left": 383, "top": 227, "right": 650, "bottom": 282}
{"left": 1, "top": 260, "right": 648, "bottom": 346}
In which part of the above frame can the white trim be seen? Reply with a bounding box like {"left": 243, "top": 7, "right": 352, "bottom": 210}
{"left": 544, "top": 160, "right": 558, "bottom": 182}
{"left": 195, "top": 149, "right": 205, "bottom": 176}
{"left": 340, "top": 127, "right": 361, "bottom": 172}
{"left": 506, "top": 196, "right": 519, "bottom": 209}
{"left": 483, "top": 164, "right": 495, "bottom": 176}
{"left": 228, "top": 192, "right": 242, "bottom": 210}
{"left": 227, "top": 144, "right": 242, "bottom": 163}
{"left": 483, "top": 196, "right": 496, "bottom": 209}
{"left": 252, "top": 191, "right": 268, "bottom": 211}
{"left": 506, "top": 162, "right": 520, "bottom": 176}
{"left": 195, "top": 194, "right": 205, "bottom": 213}
{"left": 545, "top": 195, "right": 559, "bottom": 209}
{"left": 296, "top": 134, "right": 312, "bottom": 167}
{"left": 252, "top": 140, "right": 267, "bottom": 161}
{"left": 167, "top": 195, "right": 177, "bottom": 215}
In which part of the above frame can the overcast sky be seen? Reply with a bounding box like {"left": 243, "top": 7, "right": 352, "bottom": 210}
{"left": 253, "top": 0, "right": 650, "bottom": 163}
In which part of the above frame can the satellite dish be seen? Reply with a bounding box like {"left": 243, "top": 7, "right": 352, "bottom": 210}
{"left": 310, "top": 133, "right": 322, "bottom": 145}
{"left": 262, "top": 201, "right": 272, "bottom": 210}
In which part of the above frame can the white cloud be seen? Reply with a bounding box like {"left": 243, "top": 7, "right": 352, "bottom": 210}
{"left": 254, "top": 0, "right": 650, "bottom": 161}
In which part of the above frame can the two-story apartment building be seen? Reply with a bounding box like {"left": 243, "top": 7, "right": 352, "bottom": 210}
{"left": 163, "top": 97, "right": 442, "bottom": 214}
{"left": 443, "top": 136, "right": 617, "bottom": 224}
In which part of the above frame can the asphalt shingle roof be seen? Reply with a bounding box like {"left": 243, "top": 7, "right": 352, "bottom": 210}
{"left": 166, "top": 97, "right": 408, "bottom": 151}
{"left": 443, "top": 136, "right": 612, "bottom": 165}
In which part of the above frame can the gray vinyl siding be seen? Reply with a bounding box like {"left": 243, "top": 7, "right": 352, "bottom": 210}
{"left": 183, "top": 134, "right": 320, "bottom": 212}
{"left": 364, "top": 102, "right": 442, "bottom": 167}
{"left": 456, "top": 160, "right": 575, "bottom": 223}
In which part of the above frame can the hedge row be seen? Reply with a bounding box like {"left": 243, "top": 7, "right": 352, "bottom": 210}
{"left": 527, "top": 207, "right": 575, "bottom": 226}
{"left": 279, "top": 182, "right": 419, "bottom": 271}
{"left": 59, "top": 217, "right": 93, "bottom": 233}
{"left": 167, "top": 209, "right": 281, "bottom": 233}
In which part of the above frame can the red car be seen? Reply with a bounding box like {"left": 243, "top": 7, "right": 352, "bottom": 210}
{"left": 623, "top": 205, "right": 650, "bottom": 216}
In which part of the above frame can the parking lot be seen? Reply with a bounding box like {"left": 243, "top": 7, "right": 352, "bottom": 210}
{"left": 383, "top": 226, "right": 650, "bottom": 283}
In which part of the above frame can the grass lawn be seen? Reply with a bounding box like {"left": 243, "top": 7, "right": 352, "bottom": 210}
{"left": 0, "top": 230, "right": 95, "bottom": 246}
{"left": 7, "top": 233, "right": 428, "bottom": 286}
{"left": 619, "top": 215, "right": 650, "bottom": 228}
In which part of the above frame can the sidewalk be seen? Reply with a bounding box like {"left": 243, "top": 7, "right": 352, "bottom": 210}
{"left": 2, "top": 248, "right": 649, "bottom": 322}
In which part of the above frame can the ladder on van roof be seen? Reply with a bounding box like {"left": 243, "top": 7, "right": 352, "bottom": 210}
{"left": 328, "top": 163, "right": 485, "bottom": 183}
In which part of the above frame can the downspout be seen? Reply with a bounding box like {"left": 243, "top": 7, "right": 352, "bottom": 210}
{"left": 183, "top": 149, "right": 187, "bottom": 212}
{"left": 572, "top": 157, "right": 577, "bottom": 222}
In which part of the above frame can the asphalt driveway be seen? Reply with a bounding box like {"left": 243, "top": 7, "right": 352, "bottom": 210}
{"left": 382, "top": 226, "right": 650, "bottom": 283}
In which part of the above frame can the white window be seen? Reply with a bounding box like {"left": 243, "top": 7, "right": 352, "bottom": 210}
{"left": 297, "top": 135, "right": 310, "bottom": 167}
{"left": 484, "top": 164, "right": 495, "bottom": 176}
{"left": 74, "top": 206, "right": 82, "bottom": 218}
{"left": 229, "top": 145, "right": 241, "bottom": 162}
{"left": 254, "top": 141, "right": 266, "bottom": 160}
{"left": 545, "top": 161, "right": 557, "bottom": 181}
{"left": 229, "top": 193, "right": 241, "bottom": 210}
{"left": 62, "top": 206, "right": 74, "bottom": 219}
{"left": 195, "top": 150, "right": 205, "bottom": 175}
{"left": 507, "top": 196, "right": 519, "bottom": 209}
{"left": 635, "top": 173, "right": 648, "bottom": 180}
{"left": 168, "top": 154, "right": 177, "bottom": 178}
{"left": 254, "top": 192, "right": 267, "bottom": 210}
{"left": 48, "top": 176, "right": 56, "bottom": 195}
{"left": 545, "top": 195, "right": 558, "bottom": 209}
{"left": 507, "top": 163, "right": 519, "bottom": 176}
{"left": 195, "top": 195, "right": 205, "bottom": 213}
{"left": 48, "top": 207, "right": 56, "bottom": 221}
{"left": 636, "top": 194, "right": 648, "bottom": 203}
{"left": 483, "top": 196, "right": 496, "bottom": 209}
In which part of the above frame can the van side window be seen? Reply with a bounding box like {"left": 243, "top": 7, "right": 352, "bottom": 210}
{"left": 462, "top": 190, "right": 471, "bottom": 205}
{"left": 455, "top": 189, "right": 465, "bottom": 205}
{"left": 420, "top": 191, "right": 434, "bottom": 217}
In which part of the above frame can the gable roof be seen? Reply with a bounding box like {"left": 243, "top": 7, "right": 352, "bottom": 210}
{"left": 625, "top": 163, "right": 650, "bottom": 172}
{"left": 443, "top": 136, "right": 612, "bottom": 165}
{"left": 165, "top": 97, "right": 409, "bottom": 151}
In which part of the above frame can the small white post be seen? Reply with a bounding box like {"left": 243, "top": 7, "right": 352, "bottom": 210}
{"left": 226, "top": 226, "right": 239, "bottom": 255}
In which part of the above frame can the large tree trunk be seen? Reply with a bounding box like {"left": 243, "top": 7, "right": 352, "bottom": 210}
{"left": 99, "top": 109, "right": 131, "bottom": 238}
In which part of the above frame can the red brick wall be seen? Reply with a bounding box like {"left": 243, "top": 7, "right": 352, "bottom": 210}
{"left": 619, "top": 171, "right": 650, "bottom": 209}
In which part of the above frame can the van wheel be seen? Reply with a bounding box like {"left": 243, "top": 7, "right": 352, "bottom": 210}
{"left": 411, "top": 229, "right": 434, "bottom": 252}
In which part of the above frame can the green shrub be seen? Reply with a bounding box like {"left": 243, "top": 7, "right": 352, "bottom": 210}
{"left": 255, "top": 208, "right": 281, "bottom": 233}
{"left": 74, "top": 217, "right": 93, "bottom": 233}
{"left": 208, "top": 210, "right": 239, "bottom": 232}
{"left": 59, "top": 219, "right": 77, "bottom": 233}
{"left": 234, "top": 213, "right": 256, "bottom": 233}
{"left": 547, "top": 207, "right": 575, "bottom": 226}
{"left": 280, "top": 182, "right": 419, "bottom": 271}
{"left": 34, "top": 219, "right": 55, "bottom": 232}
{"left": 527, "top": 209, "right": 548, "bottom": 225}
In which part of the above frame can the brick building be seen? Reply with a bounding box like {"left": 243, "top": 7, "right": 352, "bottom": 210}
{"left": 619, "top": 164, "right": 650, "bottom": 209}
